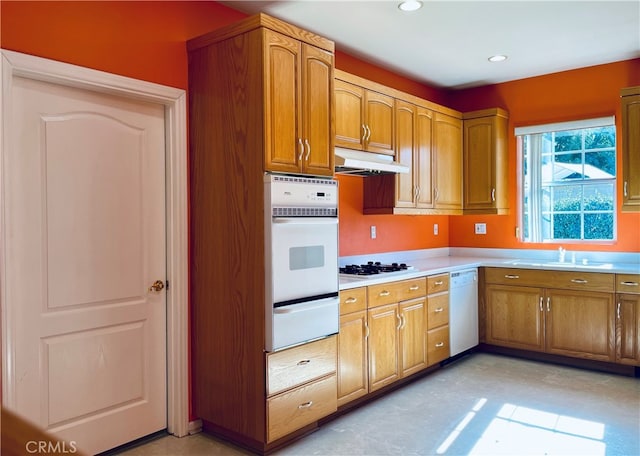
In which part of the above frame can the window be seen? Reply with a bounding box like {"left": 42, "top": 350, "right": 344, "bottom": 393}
{"left": 516, "top": 117, "right": 616, "bottom": 242}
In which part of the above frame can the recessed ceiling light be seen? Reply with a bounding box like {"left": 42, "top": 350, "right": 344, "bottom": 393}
{"left": 398, "top": 0, "right": 423, "bottom": 12}
{"left": 488, "top": 55, "right": 508, "bottom": 63}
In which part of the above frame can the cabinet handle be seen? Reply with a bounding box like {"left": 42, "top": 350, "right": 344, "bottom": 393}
{"left": 364, "top": 321, "right": 370, "bottom": 338}
{"left": 361, "top": 124, "right": 367, "bottom": 142}
{"left": 570, "top": 278, "right": 588, "bottom": 284}
{"left": 344, "top": 297, "right": 358, "bottom": 304}
{"left": 546, "top": 297, "right": 551, "bottom": 312}
{"left": 617, "top": 302, "right": 621, "bottom": 319}
{"left": 298, "top": 138, "right": 304, "bottom": 160}
{"left": 434, "top": 307, "right": 444, "bottom": 313}
{"left": 435, "top": 280, "right": 444, "bottom": 286}
{"left": 504, "top": 274, "right": 520, "bottom": 279}
{"left": 409, "top": 285, "right": 420, "bottom": 291}
{"left": 297, "top": 359, "right": 311, "bottom": 366}
{"left": 304, "top": 139, "right": 311, "bottom": 161}
{"left": 379, "top": 290, "right": 390, "bottom": 297}
{"left": 365, "top": 125, "right": 371, "bottom": 141}
{"left": 620, "top": 281, "right": 639, "bottom": 287}
{"left": 624, "top": 181, "right": 628, "bottom": 197}
{"left": 491, "top": 188, "right": 496, "bottom": 202}
{"left": 298, "top": 401, "right": 313, "bottom": 409}
{"left": 396, "top": 312, "right": 402, "bottom": 330}
{"left": 539, "top": 296, "right": 543, "bottom": 312}
{"left": 435, "top": 342, "right": 444, "bottom": 348}
{"left": 434, "top": 188, "right": 439, "bottom": 201}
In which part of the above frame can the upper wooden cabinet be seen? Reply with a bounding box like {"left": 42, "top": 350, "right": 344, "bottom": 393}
{"left": 621, "top": 86, "right": 640, "bottom": 212}
{"left": 264, "top": 30, "right": 334, "bottom": 176}
{"left": 462, "top": 108, "right": 509, "bottom": 214}
{"left": 335, "top": 78, "right": 394, "bottom": 155}
{"left": 433, "top": 112, "right": 463, "bottom": 212}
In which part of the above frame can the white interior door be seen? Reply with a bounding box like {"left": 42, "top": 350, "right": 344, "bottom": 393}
{"left": 4, "top": 74, "right": 167, "bottom": 454}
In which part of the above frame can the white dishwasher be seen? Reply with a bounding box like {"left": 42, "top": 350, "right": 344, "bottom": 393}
{"left": 449, "top": 268, "right": 479, "bottom": 357}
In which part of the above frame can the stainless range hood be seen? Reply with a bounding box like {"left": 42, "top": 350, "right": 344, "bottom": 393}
{"left": 334, "top": 147, "right": 409, "bottom": 176}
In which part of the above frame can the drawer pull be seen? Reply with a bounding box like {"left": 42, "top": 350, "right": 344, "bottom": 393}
{"left": 434, "top": 307, "right": 444, "bottom": 313}
{"left": 297, "top": 359, "right": 311, "bottom": 366}
{"left": 344, "top": 297, "right": 358, "bottom": 304}
{"left": 620, "top": 281, "right": 639, "bottom": 287}
{"left": 570, "top": 278, "right": 588, "bottom": 284}
{"left": 435, "top": 342, "right": 444, "bottom": 348}
{"left": 434, "top": 280, "right": 444, "bottom": 286}
{"left": 504, "top": 274, "right": 520, "bottom": 279}
{"left": 409, "top": 285, "right": 420, "bottom": 291}
{"left": 379, "top": 290, "right": 390, "bottom": 297}
{"left": 298, "top": 401, "right": 313, "bottom": 409}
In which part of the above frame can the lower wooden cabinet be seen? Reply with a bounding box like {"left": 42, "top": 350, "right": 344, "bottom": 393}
{"left": 426, "top": 274, "right": 450, "bottom": 365}
{"left": 484, "top": 268, "right": 618, "bottom": 363}
{"left": 616, "top": 274, "right": 640, "bottom": 365}
{"left": 337, "top": 288, "right": 368, "bottom": 406}
{"left": 266, "top": 336, "right": 337, "bottom": 442}
{"left": 368, "top": 302, "right": 401, "bottom": 391}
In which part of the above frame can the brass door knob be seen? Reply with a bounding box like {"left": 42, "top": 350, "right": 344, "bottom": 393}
{"left": 149, "top": 280, "right": 165, "bottom": 292}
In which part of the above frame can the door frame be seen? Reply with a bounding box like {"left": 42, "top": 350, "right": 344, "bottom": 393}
{"left": 0, "top": 49, "right": 190, "bottom": 437}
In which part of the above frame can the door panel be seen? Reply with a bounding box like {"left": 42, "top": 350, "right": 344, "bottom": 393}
{"left": 7, "top": 76, "right": 167, "bottom": 454}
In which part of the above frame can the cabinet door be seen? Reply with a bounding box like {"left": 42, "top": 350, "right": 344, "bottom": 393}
{"left": 301, "top": 44, "right": 334, "bottom": 176}
{"left": 337, "top": 310, "right": 368, "bottom": 406}
{"left": 545, "top": 289, "right": 615, "bottom": 362}
{"left": 415, "top": 106, "right": 434, "bottom": 208}
{"left": 433, "top": 112, "right": 462, "bottom": 211}
{"left": 399, "top": 297, "right": 426, "bottom": 377}
{"left": 621, "top": 90, "right": 640, "bottom": 211}
{"left": 395, "top": 100, "right": 417, "bottom": 208}
{"left": 365, "top": 91, "right": 394, "bottom": 155}
{"left": 367, "top": 303, "right": 400, "bottom": 392}
{"left": 463, "top": 116, "right": 495, "bottom": 211}
{"left": 335, "top": 80, "right": 365, "bottom": 150}
{"left": 485, "top": 284, "right": 544, "bottom": 351}
{"left": 263, "top": 30, "right": 302, "bottom": 174}
{"left": 616, "top": 294, "right": 640, "bottom": 365}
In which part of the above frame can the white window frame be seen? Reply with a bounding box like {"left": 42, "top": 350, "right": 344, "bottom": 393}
{"left": 516, "top": 116, "right": 616, "bottom": 243}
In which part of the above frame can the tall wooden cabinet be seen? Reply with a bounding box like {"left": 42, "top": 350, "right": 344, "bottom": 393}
{"left": 433, "top": 113, "right": 463, "bottom": 212}
{"left": 621, "top": 86, "right": 640, "bottom": 212}
{"left": 187, "top": 14, "right": 335, "bottom": 453}
{"left": 462, "top": 108, "right": 509, "bottom": 214}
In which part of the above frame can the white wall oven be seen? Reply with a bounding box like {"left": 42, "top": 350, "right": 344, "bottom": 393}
{"left": 264, "top": 174, "right": 339, "bottom": 352}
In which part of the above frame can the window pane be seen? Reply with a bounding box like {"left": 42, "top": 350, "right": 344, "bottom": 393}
{"left": 584, "top": 126, "right": 615, "bottom": 150}
{"left": 552, "top": 186, "right": 581, "bottom": 211}
{"left": 584, "top": 213, "right": 613, "bottom": 240}
{"left": 583, "top": 184, "right": 614, "bottom": 210}
{"left": 553, "top": 213, "right": 581, "bottom": 239}
{"left": 555, "top": 130, "right": 582, "bottom": 151}
{"left": 585, "top": 150, "right": 616, "bottom": 176}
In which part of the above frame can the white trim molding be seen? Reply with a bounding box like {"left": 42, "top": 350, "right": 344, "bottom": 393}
{"left": 0, "top": 49, "right": 190, "bottom": 437}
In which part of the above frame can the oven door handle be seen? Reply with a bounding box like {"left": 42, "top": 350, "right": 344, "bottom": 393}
{"left": 274, "top": 297, "right": 339, "bottom": 314}
{"left": 273, "top": 217, "right": 338, "bottom": 225}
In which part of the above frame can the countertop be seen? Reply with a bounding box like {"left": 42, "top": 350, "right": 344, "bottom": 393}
{"left": 339, "top": 254, "right": 640, "bottom": 290}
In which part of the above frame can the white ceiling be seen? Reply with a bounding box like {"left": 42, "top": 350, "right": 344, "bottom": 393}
{"left": 220, "top": 0, "right": 640, "bottom": 89}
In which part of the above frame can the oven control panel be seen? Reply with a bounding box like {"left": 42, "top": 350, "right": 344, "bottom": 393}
{"left": 266, "top": 174, "right": 338, "bottom": 208}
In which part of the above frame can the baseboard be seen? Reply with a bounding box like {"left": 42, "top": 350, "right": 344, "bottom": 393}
{"left": 188, "top": 419, "right": 203, "bottom": 435}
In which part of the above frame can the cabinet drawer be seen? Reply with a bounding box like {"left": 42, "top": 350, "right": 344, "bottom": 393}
{"left": 549, "top": 271, "right": 614, "bottom": 292}
{"left": 617, "top": 274, "right": 640, "bottom": 294}
{"left": 368, "top": 278, "right": 426, "bottom": 307}
{"left": 267, "top": 336, "right": 337, "bottom": 396}
{"left": 427, "top": 325, "right": 450, "bottom": 365}
{"left": 484, "top": 267, "right": 550, "bottom": 287}
{"left": 340, "top": 287, "right": 367, "bottom": 314}
{"left": 427, "top": 293, "right": 449, "bottom": 329}
{"left": 267, "top": 374, "right": 337, "bottom": 443}
{"left": 427, "top": 274, "right": 449, "bottom": 294}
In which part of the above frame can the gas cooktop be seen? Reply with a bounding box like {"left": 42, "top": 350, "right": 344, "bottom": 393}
{"left": 339, "top": 261, "right": 414, "bottom": 278}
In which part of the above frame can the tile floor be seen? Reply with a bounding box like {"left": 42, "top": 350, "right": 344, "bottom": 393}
{"left": 116, "top": 353, "right": 640, "bottom": 456}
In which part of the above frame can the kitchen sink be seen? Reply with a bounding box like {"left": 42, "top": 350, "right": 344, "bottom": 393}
{"left": 507, "top": 260, "right": 614, "bottom": 270}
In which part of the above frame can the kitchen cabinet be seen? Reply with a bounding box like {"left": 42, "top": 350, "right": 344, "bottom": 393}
{"left": 484, "top": 268, "right": 616, "bottom": 362}
{"left": 188, "top": 14, "right": 336, "bottom": 452}
{"left": 433, "top": 112, "right": 463, "bottom": 212}
{"left": 264, "top": 29, "right": 334, "bottom": 176}
{"left": 462, "top": 108, "right": 509, "bottom": 215}
{"left": 337, "top": 288, "right": 369, "bottom": 407}
{"left": 335, "top": 77, "right": 394, "bottom": 155}
{"left": 367, "top": 278, "right": 427, "bottom": 392}
{"left": 621, "top": 86, "right": 640, "bottom": 212}
{"left": 426, "top": 274, "right": 450, "bottom": 365}
{"left": 616, "top": 274, "right": 640, "bottom": 365}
